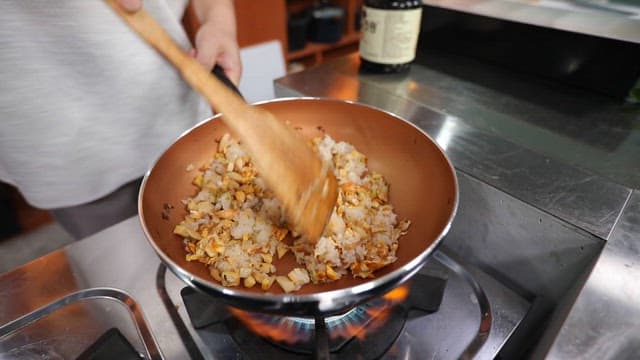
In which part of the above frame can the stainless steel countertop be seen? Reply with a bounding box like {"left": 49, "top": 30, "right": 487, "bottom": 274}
{"left": 276, "top": 53, "right": 639, "bottom": 240}
{"left": 274, "top": 53, "right": 640, "bottom": 358}
{"left": 0, "top": 218, "right": 187, "bottom": 359}
{"left": 545, "top": 190, "right": 640, "bottom": 359}
{"left": 423, "top": 0, "right": 640, "bottom": 43}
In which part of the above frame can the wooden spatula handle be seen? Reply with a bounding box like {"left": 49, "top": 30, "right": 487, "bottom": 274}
{"left": 105, "top": 0, "right": 338, "bottom": 242}
{"left": 105, "top": 0, "right": 246, "bottom": 125}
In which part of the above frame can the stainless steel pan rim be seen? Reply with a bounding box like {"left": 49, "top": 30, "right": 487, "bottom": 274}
{"left": 138, "top": 97, "right": 459, "bottom": 316}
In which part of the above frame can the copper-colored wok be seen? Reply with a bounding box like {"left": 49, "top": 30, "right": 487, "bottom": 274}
{"left": 139, "top": 98, "right": 458, "bottom": 316}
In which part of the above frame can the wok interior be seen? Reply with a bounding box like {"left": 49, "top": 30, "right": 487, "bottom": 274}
{"left": 140, "top": 99, "right": 456, "bottom": 296}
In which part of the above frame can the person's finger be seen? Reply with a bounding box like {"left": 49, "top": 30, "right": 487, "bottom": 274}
{"left": 194, "top": 44, "right": 241, "bottom": 86}
{"left": 117, "top": 0, "right": 142, "bottom": 12}
{"left": 215, "top": 53, "right": 242, "bottom": 86}
{"left": 194, "top": 41, "right": 218, "bottom": 71}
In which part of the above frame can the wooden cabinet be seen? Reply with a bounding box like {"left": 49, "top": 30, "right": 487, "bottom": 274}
{"left": 285, "top": 0, "right": 363, "bottom": 68}
{"left": 183, "top": 0, "right": 288, "bottom": 50}
{"left": 183, "top": 0, "right": 363, "bottom": 71}
{"left": 234, "top": 0, "right": 288, "bottom": 51}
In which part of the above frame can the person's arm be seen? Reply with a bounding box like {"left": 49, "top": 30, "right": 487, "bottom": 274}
{"left": 116, "top": 0, "right": 242, "bottom": 85}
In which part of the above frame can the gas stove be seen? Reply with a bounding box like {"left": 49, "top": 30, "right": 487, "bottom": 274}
{"left": 0, "top": 218, "right": 528, "bottom": 360}
{"left": 155, "top": 250, "right": 528, "bottom": 359}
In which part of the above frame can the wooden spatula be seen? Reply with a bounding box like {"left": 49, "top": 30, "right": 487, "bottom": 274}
{"left": 105, "top": 0, "right": 337, "bottom": 242}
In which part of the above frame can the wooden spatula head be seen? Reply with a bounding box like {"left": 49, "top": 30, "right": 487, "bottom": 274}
{"left": 241, "top": 108, "right": 339, "bottom": 241}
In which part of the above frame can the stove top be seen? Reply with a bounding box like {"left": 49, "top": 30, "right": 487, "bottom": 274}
{"left": 0, "top": 218, "right": 530, "bottom": 360}
{"left": 157, "top": 251, "right": 528, "bottom": 360}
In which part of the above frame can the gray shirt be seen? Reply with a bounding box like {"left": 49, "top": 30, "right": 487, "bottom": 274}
{"left": 0, "top": 0, "right": 211, "bottom": 208}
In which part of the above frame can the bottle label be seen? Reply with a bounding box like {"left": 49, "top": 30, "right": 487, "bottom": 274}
{"left": 359, "top": 6, "right": 422, "bottom": 65}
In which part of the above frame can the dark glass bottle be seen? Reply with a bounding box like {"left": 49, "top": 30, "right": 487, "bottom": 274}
{"left": 359, "top": 0, "right": 423, "bottom": 73}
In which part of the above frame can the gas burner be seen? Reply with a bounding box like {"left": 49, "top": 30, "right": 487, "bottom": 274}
{"left": 227, "top": 303, "right": 407, "bottom": 359}
{"left": 154, "top": 249, "right": 530, "bottom": 359}
{"left": 180, "top": 274, "right": 447, "bottom": 359}
{"left": 230, "top": 304, "right": 389, "bottom": 353}
{"left": 228, "top": 286, "right": 409, "bottom": 357}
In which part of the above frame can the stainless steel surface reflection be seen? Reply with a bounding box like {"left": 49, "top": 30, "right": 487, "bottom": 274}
{"left": 543, "top": 190, "right": 640, "bottom": 358}
{"left": 432, "top": 251, "right": 492, "bottom": 359}
{"left": 274, "top": 54, "right": 635, "bottom": 240}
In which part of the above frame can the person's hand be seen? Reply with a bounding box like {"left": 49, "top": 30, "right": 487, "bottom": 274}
{"left": 191, "top": 0, "right": 242, "bottom": 85}
{"left": 191, "top": 23, "right": 241, "bottom": 85}
{"left": 117, "top": 0, "right": 142, "bottom": 12}
{"left": 116, "top": 0, "right": 241, "bottom": 85}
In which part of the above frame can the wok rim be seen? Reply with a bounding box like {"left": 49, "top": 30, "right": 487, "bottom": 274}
{"left": 138, "top": 97, "right": 458, "bottom": 313}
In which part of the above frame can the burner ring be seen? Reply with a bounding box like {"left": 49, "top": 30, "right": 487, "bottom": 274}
{"left": 228, "top": 299, "right": 407, "bottom": 358}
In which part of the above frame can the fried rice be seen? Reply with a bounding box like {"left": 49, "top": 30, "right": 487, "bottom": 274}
{"left": 173, "top": 133, "right": 410, "bottom": 293}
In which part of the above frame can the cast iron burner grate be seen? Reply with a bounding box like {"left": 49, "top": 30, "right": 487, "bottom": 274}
{"left": 180, "top": 273, "right": 447, "bottom": 359}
